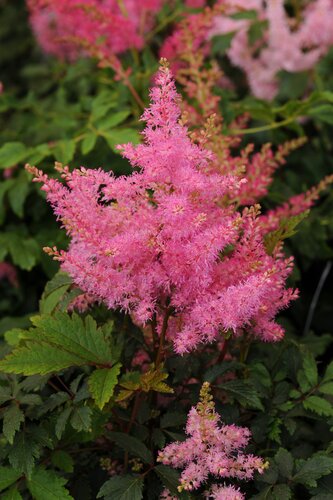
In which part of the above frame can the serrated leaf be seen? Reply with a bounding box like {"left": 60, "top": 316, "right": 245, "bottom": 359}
{"left": 0, "top": 342, "right": 87, "bottom": 375}
{"left": 30, "top": 313, "right": 113, "bottom": 365}
{"left": 264, "top": 210, "right": 309, "bottom": 255}
{"left": 140, "top": 370, "right": 173, "bottom": 394}
{"left": 0, "top": 467, "right": 21, "bottom": 492}
{"left": 37, "top": 392, "right": 69, "bottom": 417}
{"left": 275, "top": 448, "right": 294, "bottom": 478}
{"left": 154, "top": 465, "right": 180, "bottom": 496}
{"left": 40, "top": 272, "right": 72, "bottom": 314}
{"left": 70, "top": 406, "right": 92, "bottom": 432}
{"left": 88, "top": 363, "right": 121, "bottom": 409}
{"left": 2, "top": 486, "right": 22, "bottom": 500}
{"left": 272, "top": 484, "right": 292, "bottom": 499}
{"left": 51, "top": 450, "right": 74, "bottom": 473}
{"left": 0, "top": 142, "right": 28, "bottom": 169}
{"left": 221, "top": 379, "right": 264, "bottom": 410}
{"left": 303, "top": 350, "right": 318, "bottom": 387}
{"left": 8, "top": 432, "right": 42, "bottom": 477}
{"left": 27, "top": 468, "right": 73, "bottom": 499}
{"left": 0, "top": 312, "right": 114, "bottom": 375}
{"left": 55, "top": 407, "right": 72, "bottom": 439}
{"left": 303, "top": 396, "right": 333, "bottom": 416}
{"left": 3, "top": 405, "right": 25, "bottom": 444}
{"left": 323, "top": 361, "right": 333, "bottom": 382}
{"left": 293, "top": 455, "right": 333, "bottom": 487}
{"left": 107, "top": 432, "right": 153, "bottom": 464}
{"left": 319, "top": 382, "right": 333, "bottom": 395}
{"left": 97, "top": 475, "right": 144, "bottom": 500}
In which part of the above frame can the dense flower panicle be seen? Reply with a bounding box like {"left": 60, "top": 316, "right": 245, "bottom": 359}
{"left": 158, "top": 383, "right": 266, "bottom": 493}
{"left": 28, "top": 62, "right": 297, "bottom": 353}
{"left": 27, "top": 0, "right": 164, "bottom": 59}
{"left": 205, "top": 484, "right": 245, "bottom": 500}
{"left": 209, "top": 0, "right": 333, "bottom": 99}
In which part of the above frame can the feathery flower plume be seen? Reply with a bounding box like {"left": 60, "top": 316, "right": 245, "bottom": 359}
{"left": 27, "top": 61, "right": 297, "bottom": 354}
{"left": 27, "top": 0, "right": 165, "bottom": 60}
{"left": 158, "top": 382, "right": 266, "bottom": 493}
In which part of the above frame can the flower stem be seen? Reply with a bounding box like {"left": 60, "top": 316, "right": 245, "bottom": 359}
{"left": 155, "top": 308, "right": 172, "bottom": 369}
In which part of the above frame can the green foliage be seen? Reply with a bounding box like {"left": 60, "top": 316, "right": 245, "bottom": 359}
{"left": 88, "top": 364, "right": 121, "bottom": 409}
{"left": 97, "top": 475, "right": 144, "bottom": 500}
{"left": 1, "top": 2, "right": 333, "bottom": 499}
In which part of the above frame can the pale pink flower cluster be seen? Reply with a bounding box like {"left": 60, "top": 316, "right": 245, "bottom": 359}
{"left": 205, "top": 483, "right": 245, "bottom": 500}
{"left": 158, "top": 382, "right": 265, "bottom": 493}
{"left": 210, "top": 0, "right": 333, "bottom": 99}
{"left": 27, "top": 0, "right": 164, "bottom": 59}
{"left": 28, "top": 63, "right": 297, "bottom": 353}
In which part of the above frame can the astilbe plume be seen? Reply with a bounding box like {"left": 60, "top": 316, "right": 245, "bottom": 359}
{"left": 158, "top": 382, "right": 266, "bottom": 493}
{"left": 209, "top": 0, "right": 333, "bottom": 99}
{"left": 27, "top": 62, "right": 298, "bottom": 354}
{"left": 27, "top": 0, "right": 165, "bottom": 60}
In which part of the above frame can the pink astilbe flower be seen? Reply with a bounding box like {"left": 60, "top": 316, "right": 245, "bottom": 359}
{"left": 27, "top": 62, "right": 297, "bottom": 353}
{"left": 158, "top": 382, "right": 267, "bottom": 493}
{"left": 209, "top": 0, "right": 333, "bottom": 99}
{"left": 27, "top": 0, "right": 165, "bottom": 60}
{"left": 205, "top": 483, "right": 245, "bottom": 500}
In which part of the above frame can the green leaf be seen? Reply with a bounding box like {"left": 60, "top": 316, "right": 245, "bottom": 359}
{"left": 293, "top": 455, "right": 333, "bottom": 487}
{"left": 30, "top": 313, "right": 113, "bottom": 365}
{"left": 0, "top": 142, "right": 28, "bottom": 169}
{"left": 308, "top": 105, "right": 333, "bottom": 125}
{"left": 0, "top": 467, "right": 21, "bottom": 492}
{"left": 2, "top": 486, "right": 23, "bottom": 500}
{"left": 88, "top": 363, "right": 121, "bottom": 409}
{"left": 275, "top": 448, "right": 294, "bottom": 479}
{"left": 97, "top": 475, "right": 144, "bottom": 500}
{"left": 0, "top": 312, "right": 114, "bottom": 375}
{"left": 27, "top": 468, "right": 73, "bottom": 500}
{"left": 264, "top": 210, "right": 309, "bottom": 255}
{"left": 107, "top": 432, "right": 153, "bottom": 464}
{"left": 303, "top": 350, "right": 318, "bottom": 387}
{"left": 53, "top": 140, "right": 76, "bottom": 164}
{"left": 303, "top": 396, "right": 333, "bottom": 416}
{"left": 51, "top": 451, "right": 74, "bottom": 473}
{"left": 105, "top": 128, "right": 140, "bottom": 152}
{"left": 154, "top": 465, "right": 180, "bottom": 496}
{"left": 39, "top": 272, "right": 72, "bottom": 314}
{"left": 272, "top": 484, "right": 292, "bottom": 499}
{"left": 5, "top": 233, "right": 40, "bottom": 270}
{"left": 8, "top": 432, "right": 42, "bottom": 477}
{"left": 8, "top": 171, "right": 30, "bottom": 218}
{"left": 81, "top": 133, "right": 97, "bottom": 155}
{"left": 3, "top": 405, "right": 25, "bottom": 444}
{"left": 70, "top": 406, "right": 92, "bottom": 432}
{"left": 55, "top": 407, "right": 72, "bottom": 439}
{"left": 96, "top": 110, "right": 130, "bottom": 130}
{"left": 319, "top": 382, "right": 333, "bottom": 395}
{"left": 221, "top": 379, "right": 264, "bottom": 410}
{"left": 211, "top": 32, "right": 235, "bottom": 55}
{"left": 0, "top": 342, "right": 87, "bottom": 375}
{"left": 323, "top": 361, "right": 333, "bottom": 382}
